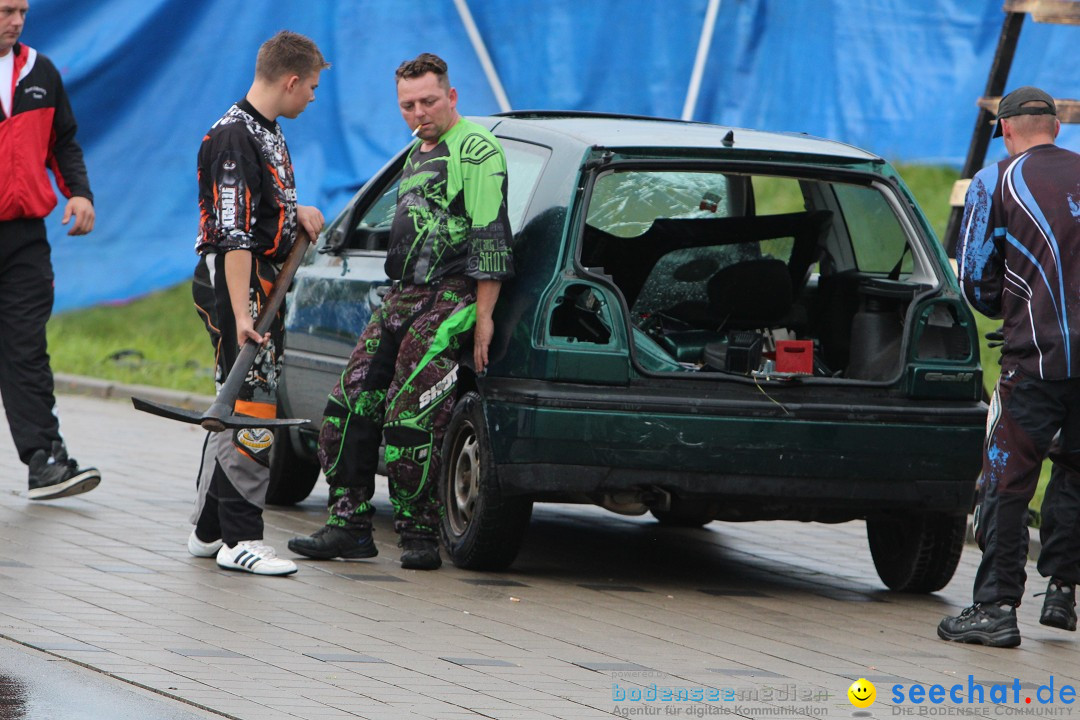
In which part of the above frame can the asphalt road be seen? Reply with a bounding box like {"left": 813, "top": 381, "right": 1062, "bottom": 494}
{"left": 0, "top": 637, "right": 219, "bottom": 720}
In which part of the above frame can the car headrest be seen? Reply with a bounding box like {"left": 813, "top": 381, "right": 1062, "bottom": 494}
{"left": 707, "top": 258, "right": 794, "bottom": 329}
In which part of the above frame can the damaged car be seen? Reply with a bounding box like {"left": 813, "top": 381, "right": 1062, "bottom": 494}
{"left": 273, "top": 112, "right": 987, "bottom": 592}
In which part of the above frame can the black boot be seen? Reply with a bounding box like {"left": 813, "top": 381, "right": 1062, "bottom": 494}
{"left": 287, "top": 525, "right": 377, "bottom": 560}
{"left": 937, "top": 603, "right": 1020, "bottom": 648}
{"left": 1038, "top": 578, "right": 1077, "bottom": 631}
{"left": 399, "top": 537, "right": 441, "bottom": 570}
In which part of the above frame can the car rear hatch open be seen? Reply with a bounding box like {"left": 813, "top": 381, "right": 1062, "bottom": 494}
{"left": 560, "top": 153, "right": 982, "bottom": 401}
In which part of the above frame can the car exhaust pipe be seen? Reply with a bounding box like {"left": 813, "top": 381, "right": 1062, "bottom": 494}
{"left": 596, "top": 487, "right": 671, "bottom": 515}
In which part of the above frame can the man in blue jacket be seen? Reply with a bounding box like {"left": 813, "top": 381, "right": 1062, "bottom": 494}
{"left": 0, "top": 0, "right": 100, "bottom": 500}
{"left": 943, "top": 86, "right": 1080, "bottom": 647}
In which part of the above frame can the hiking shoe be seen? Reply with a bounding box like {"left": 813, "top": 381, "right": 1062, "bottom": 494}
{"left": 187, "top": 529, "right": 224, "bottom": 558}
{"left": 1038, "top": 578, "right": 1077, "bottom": 631}
{"left": 27, "top": 441, "right": 101, "bottom": 500}
{"left": 216, "top": 541, "right": 297, "bottom": 576}
{"left": 937, "top": 603, "right": 1020, "bottom": 648}
{"left": 399, "top": 537, "right": 441, "bottom": 570}
{"left": 288, "top": 525, "right": 377, "bottom": 560}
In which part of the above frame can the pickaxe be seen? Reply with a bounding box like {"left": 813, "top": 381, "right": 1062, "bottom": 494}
{"left": 132, "top": 232, "right": 312, "bottom": 432}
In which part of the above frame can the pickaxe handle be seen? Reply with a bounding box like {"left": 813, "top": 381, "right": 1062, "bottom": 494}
{"left": 200, "top": 231, "right": 311, "bottom": 432}
{"left": 132, "top": 231, "right": 312, "bottom": 432}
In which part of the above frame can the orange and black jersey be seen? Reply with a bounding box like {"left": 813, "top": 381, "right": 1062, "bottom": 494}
{"left": 195, "top": 99, "right": 297, "bottom": 262}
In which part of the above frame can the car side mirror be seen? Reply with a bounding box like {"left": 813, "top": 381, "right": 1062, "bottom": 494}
{"left": 319, "top": 226, "right": 348, "bottom": 255}
{"left": 320, "top": 226, "right": 391, "bottom": 255}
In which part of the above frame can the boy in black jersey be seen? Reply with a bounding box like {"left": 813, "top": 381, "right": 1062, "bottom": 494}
{"left": 189, "top": 31, "right": 327, "bottom": 576}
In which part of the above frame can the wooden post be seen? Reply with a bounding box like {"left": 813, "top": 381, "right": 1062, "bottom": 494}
{"left": 943, "top": 11, "right": 1025, "bottom": 256}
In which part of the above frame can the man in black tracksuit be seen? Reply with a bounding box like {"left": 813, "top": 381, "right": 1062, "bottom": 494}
{"left": 0, "top": 0, "right": 100, "bottom": 500}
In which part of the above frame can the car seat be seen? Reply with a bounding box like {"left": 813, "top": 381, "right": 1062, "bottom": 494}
{"left": 707, "top": 258, "right": 793, "bottom": 330}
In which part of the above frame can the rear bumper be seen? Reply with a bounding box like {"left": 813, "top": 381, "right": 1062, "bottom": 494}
{"left": 482, "top": 379, "right": 985, "bottom": 517}
{"left": 498, "top": 464, "right": 975, "bottom": 519}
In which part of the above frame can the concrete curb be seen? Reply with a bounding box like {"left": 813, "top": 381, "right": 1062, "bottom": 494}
{"left": 54, "top": 372, "right": 215, "bottom": 411}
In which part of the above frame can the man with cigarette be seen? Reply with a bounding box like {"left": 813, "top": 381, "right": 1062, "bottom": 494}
{"left": 289, "top": 52, "right": 514, "bottom": 570}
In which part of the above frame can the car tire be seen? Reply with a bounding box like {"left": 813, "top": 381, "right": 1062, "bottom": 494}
{"left": 265, "top": 427, "right": 322, "bottom": 506}
{"left": 439, "top": 391, "right": 533, "bottom": 570}
{"left": 866, "top": 512, "right": 966, "bottom": 593}
{"left": 650, "top": 500, "right": 716, "bottom": 528}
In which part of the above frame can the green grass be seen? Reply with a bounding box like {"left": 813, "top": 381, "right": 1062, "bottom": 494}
{"left": 893, "top": 163, "right": 959, "bottom": 242}
{"left": 48, "top": 283, "right": 215, "bottom": 395}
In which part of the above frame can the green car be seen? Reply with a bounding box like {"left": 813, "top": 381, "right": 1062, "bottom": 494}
{"left": 276, "top": 112, "right": 986, "bottom": 592}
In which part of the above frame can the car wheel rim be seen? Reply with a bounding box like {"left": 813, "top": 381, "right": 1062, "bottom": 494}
{"left": 448, "top": 425, "right": 479, "bottom": 536}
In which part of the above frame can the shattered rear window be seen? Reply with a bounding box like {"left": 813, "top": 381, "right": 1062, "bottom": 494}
{"left": 586, "top": 171, "right": 736, "bottom": 237}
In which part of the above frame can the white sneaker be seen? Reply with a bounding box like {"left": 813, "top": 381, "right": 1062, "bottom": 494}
{"left": 216, "top": 540, "right": 297, "bottom": 576}
{"left": 187, "top": 529, "right": 224, "bottom": 558}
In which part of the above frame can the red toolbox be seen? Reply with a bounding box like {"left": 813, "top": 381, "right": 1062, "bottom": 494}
{"left": 775, "top": 340, "right": 813, "bottom": 374}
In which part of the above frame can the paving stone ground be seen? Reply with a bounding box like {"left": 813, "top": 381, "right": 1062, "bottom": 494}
{"left": 0, "top": 392, "right": 1077, "bottom": 719}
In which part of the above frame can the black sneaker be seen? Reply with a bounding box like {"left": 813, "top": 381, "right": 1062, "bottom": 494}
{"left": 937, "top": 603, "right": 1021, "bottom": 648}
{"left": 399, "top": 537, "right": 441, "bottom": 570}
{"left": 1038, "top": 578, "right": 1077, "bottom": 631}
{"left": 287, "top": 525, "right": 377, "bottom": 560}
{"left": 27, "top": 441, "right": 101, "bottom": 501}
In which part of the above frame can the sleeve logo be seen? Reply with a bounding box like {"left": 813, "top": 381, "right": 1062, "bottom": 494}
{"left": 220, "top": 186, "right": 237, "bottom": 228}
{"left": 460, "top": 134, "right": 499, "bottom": 165}
{"left": 220, "top": 160, "right": 239, "bottom": 228}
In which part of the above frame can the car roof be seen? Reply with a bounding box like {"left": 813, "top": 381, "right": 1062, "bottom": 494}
{"left": 482, "top": 111, "right": 881, "bottom": 163}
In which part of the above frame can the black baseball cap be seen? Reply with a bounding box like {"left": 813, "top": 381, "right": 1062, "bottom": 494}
{"left": 993, "top": 86, "right": 1057, "bottom": 137}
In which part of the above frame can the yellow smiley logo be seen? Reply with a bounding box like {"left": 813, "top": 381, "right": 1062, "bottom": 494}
{"left": 848, "top": 678, "right": 876, "bottom": 708}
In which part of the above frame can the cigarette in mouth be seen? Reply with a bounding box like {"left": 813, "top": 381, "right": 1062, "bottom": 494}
{"left": 411, "top": 125, "right": 421, "bottom": 137}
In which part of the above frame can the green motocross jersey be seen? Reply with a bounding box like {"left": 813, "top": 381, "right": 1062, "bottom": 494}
{"left": 385, "top": 118, "right": 515, "bottom": 285}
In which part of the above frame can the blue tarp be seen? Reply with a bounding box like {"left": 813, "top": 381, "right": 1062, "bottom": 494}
{"left": 18, "top": 0, "right": 1080, "bottom": 311}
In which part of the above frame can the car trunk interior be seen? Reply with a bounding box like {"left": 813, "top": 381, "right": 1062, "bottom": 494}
{"left": 557, "top": 166, "right": 972, "bottom": 384}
